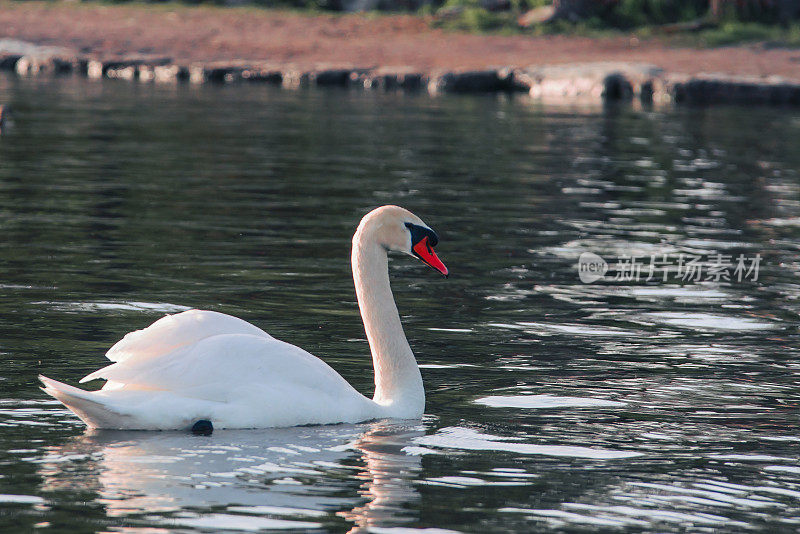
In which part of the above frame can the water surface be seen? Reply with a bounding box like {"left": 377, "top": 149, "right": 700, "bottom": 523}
{"left": 1, "top": 74, "right": 799, "bottom": 532}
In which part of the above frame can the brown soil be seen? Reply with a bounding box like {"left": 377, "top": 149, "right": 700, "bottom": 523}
{"left": 1, "top": 1, "right": 800, "bottom": 78}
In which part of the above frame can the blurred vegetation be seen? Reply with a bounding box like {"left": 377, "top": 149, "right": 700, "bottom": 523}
{"left": 425, "top": 0, "right": 800, "bottom": 44}
{"left": 609, "top": 0, "right": 708, "bottom": 27}
{"left": 17, "top": 0, "right": 800, "bottom": 44}
{"left": 689, "top": 19, "right": 800, "bottom": 44}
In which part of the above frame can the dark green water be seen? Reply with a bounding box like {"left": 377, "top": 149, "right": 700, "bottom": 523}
{"left": 1, "top": 73, "right": 799, "bottom": 533}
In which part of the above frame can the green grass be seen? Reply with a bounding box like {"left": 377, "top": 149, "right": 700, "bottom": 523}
{"left": 691, "top": 21, "right": 800, "bottom": 47}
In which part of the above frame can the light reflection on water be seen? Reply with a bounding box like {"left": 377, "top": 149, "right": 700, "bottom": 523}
{"left": 35, "top": 422, "right": 423, "bottom": 532}
{"left": 0, "top": 74, "right": 799, "bottom": 532}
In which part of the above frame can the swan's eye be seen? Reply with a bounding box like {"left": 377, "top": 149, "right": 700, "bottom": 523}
{"left": 404, "top": 222, "right": 439, "bottom": 248}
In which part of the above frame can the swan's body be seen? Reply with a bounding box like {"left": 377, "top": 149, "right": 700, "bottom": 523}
{"left": 42, "top": 311, "right": 379, "bottom": 429}
{"left": 40, "top": 206, "right": 448, "bottom": 430}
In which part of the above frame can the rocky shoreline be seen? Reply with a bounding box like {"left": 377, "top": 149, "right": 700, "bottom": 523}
{"left": 2, "top": 39, "right": 799, "bottom": 106}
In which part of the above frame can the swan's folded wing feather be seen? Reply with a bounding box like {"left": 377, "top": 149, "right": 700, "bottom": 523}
{"left": 84, "top": 333, "right": 359, "bottom": 404}
{"left": 40, "top": 375, "right": 228, "bottom": 429}
{"left": 83, "top": 310, "right": 272, "bottom": 382}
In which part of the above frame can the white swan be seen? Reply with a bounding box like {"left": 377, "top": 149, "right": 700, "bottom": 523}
{"left": 40, "top": 205, "right": 448, "bottom": 430}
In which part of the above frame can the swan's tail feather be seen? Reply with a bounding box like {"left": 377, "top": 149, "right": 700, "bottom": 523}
{"left": 39, "top": 375, "right": 125, "bottom": 429}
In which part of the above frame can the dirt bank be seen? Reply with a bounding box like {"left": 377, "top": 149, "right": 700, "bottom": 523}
{"left": 1, "top": 1, "right": 799, "bottom": 78}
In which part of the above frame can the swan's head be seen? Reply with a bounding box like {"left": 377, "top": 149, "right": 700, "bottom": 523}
{"left": 355, "top": 205, "right": 448, "bottom": 277}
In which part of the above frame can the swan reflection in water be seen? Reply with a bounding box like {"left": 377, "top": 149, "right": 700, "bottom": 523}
{"left": 36, "top": 421, "right": 424, "bottom": 531}
{"left": 337, "top": 424, "right": 425, "bottom": 533}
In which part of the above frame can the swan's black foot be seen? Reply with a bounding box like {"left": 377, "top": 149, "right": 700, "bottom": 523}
{"left": 191, "top": 420, "right": 213, "bottom": 436}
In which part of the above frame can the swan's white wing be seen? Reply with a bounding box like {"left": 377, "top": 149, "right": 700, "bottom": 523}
{"left": 90, "top": 334, "right": 354, "bottom": 400}
{"left": 82, "top": 309, "right": 271, "bottom": 382}
{"left": 49, "top": 333, "right": 376, "bottom": 429}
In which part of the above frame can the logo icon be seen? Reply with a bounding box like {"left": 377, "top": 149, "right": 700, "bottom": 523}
{"left": 578, "top": 252, "right": 607, "bottom": 283}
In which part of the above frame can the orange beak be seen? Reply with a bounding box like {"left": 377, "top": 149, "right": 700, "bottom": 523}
{"left": 412, "top": 236, "right": 448, "bottom": 277}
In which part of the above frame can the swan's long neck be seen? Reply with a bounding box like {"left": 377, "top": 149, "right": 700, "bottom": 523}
{"left": 352, "top": 232, "right": 424, "bottom": 417}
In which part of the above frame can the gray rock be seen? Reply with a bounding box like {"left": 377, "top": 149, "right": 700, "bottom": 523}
{"left": 1, "top": 38, "right": 83, "bottom": 75}
{"left": 106, "top": 65, "right": 138, "bottom": 81}
{"left": 283, "top": 68, "right": 359, "bottom": 88}
{"left": 428, "top": 70, "right": 507, "bottom": 94}
{"left": 241, "top": 66, "right": 282, "bottom": 84}
{"left": 153, "top": 65, "right": 190, "bottom": 83}
{"left": 189, "top": 64, "right": 239, "bottom": 83}
{"left": 667, "top": 74, "right": 800, "bottom": 105}
{"left": 189, "top": 63, "right": 282, "bottom": 84}
{"left": 496, "top": 67, "right": 530, "bottom": 92}
{"left": 281, "top": 69, "right": 310, "bottom": 88}
{"left": 0, "top": 39, "right": 70, "bottom": 58}
{"left": 0, "top": 54, "right": 22, "bottom": 71}
{"left": 310, "top": 69, "right": 354, "bottom": 86}
{"left": 357, "top": 68, "right": 425, "bottom": 91}
{"left": 88, "top": 57, "right": 172, "bottom": 80}
{"left": 138, "top": 64, "right": 156, "bottom": 82}
{"left": 86, "top": 59, "right": 105, "bottom": 79}
{"left": 602, "top": 72, "right": 633, "bottom": 100}
{"left": 15, "top": 55, "right": 77, "bottom": 75}
{"left": 523, "top": 62, "right": 663, "bottom": 102}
